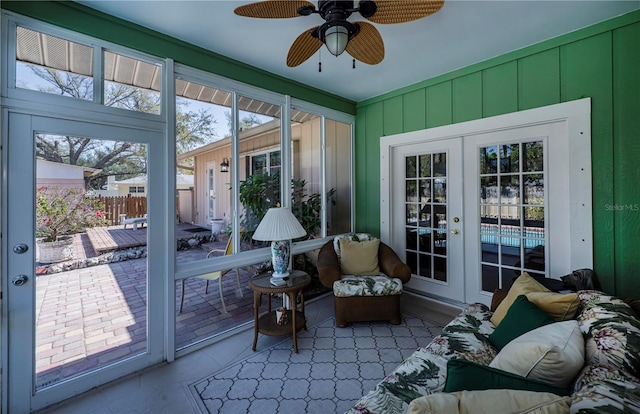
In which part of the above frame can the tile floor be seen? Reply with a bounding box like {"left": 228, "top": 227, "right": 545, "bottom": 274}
{"left": 37, "top": 294, "right": 459, "bottom": 414}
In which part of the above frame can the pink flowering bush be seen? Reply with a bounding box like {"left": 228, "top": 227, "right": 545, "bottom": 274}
{"left": 36, "top": 186, "right": 110, "bottom": 242}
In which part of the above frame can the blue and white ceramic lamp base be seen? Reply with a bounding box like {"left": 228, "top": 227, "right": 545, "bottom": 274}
{"left": 271, "top": 240, "right": 291, "bottom": 279}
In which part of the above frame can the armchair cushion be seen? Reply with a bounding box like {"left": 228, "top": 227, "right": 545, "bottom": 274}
{"left": 334, "top": 275, "right": 403, "bottom": 297}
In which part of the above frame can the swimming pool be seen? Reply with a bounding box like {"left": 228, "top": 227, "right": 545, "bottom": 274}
{"left": 480, "top": 224, "right": 544, "bottom": 249}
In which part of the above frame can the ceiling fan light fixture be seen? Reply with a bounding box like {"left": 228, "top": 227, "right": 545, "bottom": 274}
{"left": 324, "top": 24, "right": 349, "bottom": 56}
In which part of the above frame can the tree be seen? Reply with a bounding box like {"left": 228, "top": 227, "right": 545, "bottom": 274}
{"left": 29, "top": 66, "right": 217, "bottom": 188}
{"left": 225, "top": 111, "right": 263, "bottom": 136}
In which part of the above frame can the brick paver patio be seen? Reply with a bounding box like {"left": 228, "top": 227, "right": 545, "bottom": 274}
{"left": 34, "top": 224, "right": 329, "bottom": 390}
{"left": 34, "top": 229, "right": 259, "bottom": 390}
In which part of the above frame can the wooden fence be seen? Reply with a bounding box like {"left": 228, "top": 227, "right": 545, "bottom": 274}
{"left": 97, "top": 195, "right": 147, "bottom": 225}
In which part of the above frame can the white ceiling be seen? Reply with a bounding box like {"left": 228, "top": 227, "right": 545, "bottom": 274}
{"left": 77, "top": 1, "right": 640, "bottom": 102}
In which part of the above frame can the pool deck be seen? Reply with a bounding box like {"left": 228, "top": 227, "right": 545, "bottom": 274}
{"left": 85, "top": 223, "right": 211, "bottom": 254}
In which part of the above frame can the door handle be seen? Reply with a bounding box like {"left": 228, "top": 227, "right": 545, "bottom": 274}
{"left": 12, "top": 275, "right": 29, "bottom": 286}
{"left": 13, "top": 243, "right": 29, "bottom": 254}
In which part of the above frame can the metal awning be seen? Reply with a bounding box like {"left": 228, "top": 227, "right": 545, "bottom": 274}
{"left": 16, "top": 26, "right": 317, "bottom": 123}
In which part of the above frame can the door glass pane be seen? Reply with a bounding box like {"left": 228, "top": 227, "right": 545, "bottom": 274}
{"left": 500, "top": 175, "right": 519, "bottom": 204}
{"left": 480, "top": 146, "right": 498, "bottom": 174}
{"left": 406, "top": 156, "right": 417, "bottom": 178}
{"left": 479, "top": 141, "right": 546, "bottom": 292}
{"left": 524, "top": 141, "right": 544, "bottom": 172}
{"left": 16, "top": 26, "right": 93, "bottom": 99}
{"left": 419, "top": 155, "right": 431, "bottom": 177}
{"left": 500, "top": 144, "right": 519, "bottom": 173}
{"left": 405, "top": 152, "right": 448, "bottom": 283}
{"left": 406, "top": 180, "right": 417, "bottom": 202}
{"left": 35, "top": 134, "right": 148, "bottom": 391}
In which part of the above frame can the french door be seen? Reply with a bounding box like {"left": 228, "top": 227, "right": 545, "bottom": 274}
{"left": 382, "top": 99, "right": 593, "bottom": 306}
{"left": 4, "top": 113, "right": 165, "bottom": 412}
{"left": 391, "top": 138, "right": 464, "bottom": 302}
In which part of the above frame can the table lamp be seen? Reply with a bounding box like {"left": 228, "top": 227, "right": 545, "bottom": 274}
{"left": 252, "top": 207, "right": 307, "bottom": 281}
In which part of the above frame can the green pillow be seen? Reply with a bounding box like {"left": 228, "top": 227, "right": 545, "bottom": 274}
{"left": 444, "top": 358, "right": 568, "bottom": 396}
{"left": 489, "top": 294, "right": 555, "bottom": 350}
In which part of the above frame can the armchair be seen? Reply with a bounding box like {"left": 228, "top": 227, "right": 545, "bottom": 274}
{"left": 317, "top": 236, "right": 411, "bottom": 327}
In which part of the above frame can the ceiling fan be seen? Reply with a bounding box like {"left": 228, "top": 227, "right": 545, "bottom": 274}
{"left": 234, "top": 0, "right": 445, "bottom": 67}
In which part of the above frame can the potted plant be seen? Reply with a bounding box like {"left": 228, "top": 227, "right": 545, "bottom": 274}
{"left": 238, "top": 174, "right": 335, "bottom": 242}
{"left": 36, "top": 186, "right": 110, "bottom": 263}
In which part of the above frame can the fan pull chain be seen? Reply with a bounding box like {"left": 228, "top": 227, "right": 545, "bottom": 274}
{"left": 353, "top": 59, "right": 356, "bottom": 69}
{"left": 318, "top": 49, "right": 322, "bottom": 72}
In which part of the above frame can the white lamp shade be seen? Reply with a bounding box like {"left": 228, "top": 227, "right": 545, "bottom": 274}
{"left": 324, "top": 25, "right": 348, "bottom": 56}
{"left": 252, "top": 207, "right": 307, "bottom": 241}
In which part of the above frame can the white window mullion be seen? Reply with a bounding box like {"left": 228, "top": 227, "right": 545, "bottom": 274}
{"left": 320, "top": 115, "right": 327, "bottom": 237}
{"left": 231, "top": 91, "right": 240, "bottom": 255}
{"left": 94, "top": 47, "right": 103, "bottom": 105}
{"left": 281, "top": 95, "right": 292, "bottom": 208}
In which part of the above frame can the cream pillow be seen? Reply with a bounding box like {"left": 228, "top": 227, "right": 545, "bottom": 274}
{"left": 491, "top": 273, "right": 579, "bottom": 326}
{"left": 408, "top": 389, "right": 571, "bottom": 414}
{"left": 489, "top": 320, "right": 584, "bottom": 388}
{"left": 339, "top": 238, "right": 380, "bottom": 275}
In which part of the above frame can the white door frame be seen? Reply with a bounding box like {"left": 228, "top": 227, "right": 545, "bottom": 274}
{"left": 381, "top": 98, "right": 593, "bottom": 305}
{"left": 3, "top": 113, "right": 166, "bottom": 412}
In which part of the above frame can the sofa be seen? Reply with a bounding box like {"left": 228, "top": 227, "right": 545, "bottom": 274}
{"left": 346, "top": 273, "right": 640, "bottom": 413}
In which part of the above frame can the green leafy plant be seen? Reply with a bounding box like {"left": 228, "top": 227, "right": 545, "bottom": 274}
{"left": 36, "top": 186, "right": 110, "bottom": 242}
{"left": 238, "top": 174, "right": 335, "bottom": 242}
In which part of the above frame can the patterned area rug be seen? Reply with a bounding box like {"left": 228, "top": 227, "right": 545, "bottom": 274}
{"left": 188, "top": 315, "right": 444, "bottom": 414}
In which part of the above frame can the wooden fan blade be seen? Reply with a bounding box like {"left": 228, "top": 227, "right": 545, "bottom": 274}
{"left": 287, "top": 28, "right": 323, "bottom": 67}
{"left": 234, "top": 0, "right": 314, "bottom": 18}
{"left": 362, "top": 0, "right": 444, "bottom": 24}
{"left": 345, "top": 22, "right": 384, "bottom": 65}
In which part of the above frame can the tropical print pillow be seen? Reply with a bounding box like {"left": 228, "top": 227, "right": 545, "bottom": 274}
{"left": 576, "top": 290, "right": 640, "bottom": 379}
{"left": 345, "top": 303, "right": 496, "bottom": 414}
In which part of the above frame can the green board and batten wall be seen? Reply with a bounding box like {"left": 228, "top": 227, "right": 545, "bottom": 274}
{"left": 3, "top": 2, "right": 639, "bottom": 297}
{"left": 356, "top": 10, "right": 640, "bottom": 297}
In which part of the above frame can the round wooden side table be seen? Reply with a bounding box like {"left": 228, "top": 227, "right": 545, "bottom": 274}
{"left": 249, "top": 270, "right": 311, "bottom": 353}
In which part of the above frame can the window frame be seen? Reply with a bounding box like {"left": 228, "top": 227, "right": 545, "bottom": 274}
{"left": 2, "top": 10, "right": 356, "bottom": 363}
{"left": 3, "top": 12, "right": 166, "bottom": 122}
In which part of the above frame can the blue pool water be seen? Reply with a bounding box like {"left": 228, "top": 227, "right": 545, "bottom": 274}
{"left": 481, "top": 227, "right": 544, "bottom": 249}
